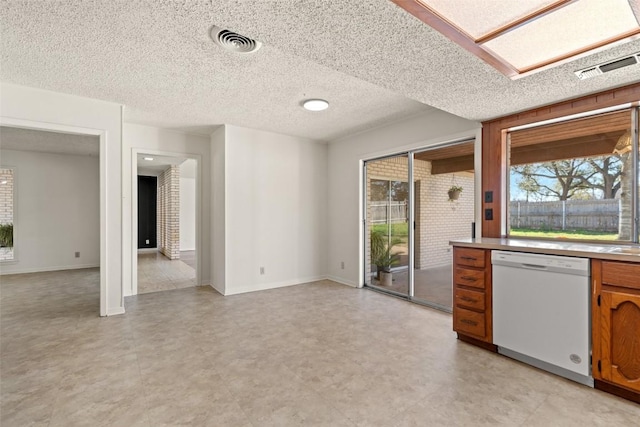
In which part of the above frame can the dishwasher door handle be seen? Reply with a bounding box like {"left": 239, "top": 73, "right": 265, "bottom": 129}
{"left": 521, "top": 263, "right": 548, "bottom": 270}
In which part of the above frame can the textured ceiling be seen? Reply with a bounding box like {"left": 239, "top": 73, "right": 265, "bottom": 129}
{"left": 1, "top": 1, "right": 640, "bottom": 142}
{"left": 0, "top": 127, "right": 99, "bottom": 156}
{"left": 137, "top": 153, "right": 188, "bottom": 176}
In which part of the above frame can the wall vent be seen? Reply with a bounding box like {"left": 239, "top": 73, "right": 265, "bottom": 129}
{"left": 575, "top": 52, "right": 640, "bottom": 80}
{"left": 210, "top": 26, "right": 262, "bottom": 54}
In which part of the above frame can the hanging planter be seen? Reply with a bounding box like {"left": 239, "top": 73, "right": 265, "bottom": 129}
{"left": 448, "top": 185, "right": 463, "bottom": 201}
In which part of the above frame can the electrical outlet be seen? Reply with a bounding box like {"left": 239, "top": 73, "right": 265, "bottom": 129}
{"left": 485, "top": 208, "right": 493, "bottom": 220}
{"left": 484, "top": 191, "right": 493, "bottom": 203}
{"left": 341, "top": 261, "right": 345, "bottom": 269}
{"left": 75, "top": 252, "right": 80, "bottom": 258}
{"left": 260, "top": 267, "right": 265, "bottom": 275}
{"left": 146, "top": 239, "right": 149, "bottom": 244}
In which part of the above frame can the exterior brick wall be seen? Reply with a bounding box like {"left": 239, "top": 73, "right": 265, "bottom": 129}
{"left": 0, "top": 168, "right": 14, "bottom": 261}
{"left": 366, "top": 156, "right": 474, "bottom": 278}
{"left": 158, "top": 165, "right": 180, "bottom": 260}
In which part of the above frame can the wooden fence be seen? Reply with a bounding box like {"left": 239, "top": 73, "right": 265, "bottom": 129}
{"left": 370, "top": 201, "right": 408, "bottom": 224}
{"left": 509, "top": 199, "right": 619, "bottom": 232}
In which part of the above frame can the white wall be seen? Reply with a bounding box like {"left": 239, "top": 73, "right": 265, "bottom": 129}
{"left": 0, "top": 149, "right": 99, "bottom": 274}
{"left": 219, "top": 125, "right": 328, "bottom": 295}
{"left": 0, "top": 82, "right": 123, "bottom": 316}
{"left": 210, "top": 127, "right": 226, "bottom": 295}
{"left": 179, "top": 159, "right": 196, "bottom": 251}
{"left": 327, "top": 109, "right": 481, "bottom": 287}
{"left": 122, "top": 123, "right": 211, "bottom": 296}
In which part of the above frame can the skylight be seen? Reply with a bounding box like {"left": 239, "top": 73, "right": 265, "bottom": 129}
{"left": 394, "top": 0, "right": 640, "bottom": 78}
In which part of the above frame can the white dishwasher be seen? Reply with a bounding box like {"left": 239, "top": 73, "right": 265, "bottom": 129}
{"left": 492, "top": 250, "right": 593, "bottom": 386}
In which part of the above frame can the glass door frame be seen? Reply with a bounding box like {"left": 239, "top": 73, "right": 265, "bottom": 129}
{"left": 363, "top": 152, "right": 414, "bottom": 298}
{"left": 362, "top": 138, "right": 477, "bottom": 310}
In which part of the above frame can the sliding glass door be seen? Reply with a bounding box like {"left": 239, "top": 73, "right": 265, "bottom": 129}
{"left": 364, "top": 154, "right": 410, "bottom": 296}
{"left": 363, "top": 140, "right": 475, "bottom": 312}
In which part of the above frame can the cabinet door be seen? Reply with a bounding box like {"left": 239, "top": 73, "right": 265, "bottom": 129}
{"left": 599, "top": 290, "right": 640, "bottom": 392}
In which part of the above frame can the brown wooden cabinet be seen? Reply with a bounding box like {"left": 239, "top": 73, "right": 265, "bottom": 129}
{"left": 453, "top": 247, "right": 493, "bottom": 347}
{"left": 592, "top": 259, "right": 640, "bottom": 402}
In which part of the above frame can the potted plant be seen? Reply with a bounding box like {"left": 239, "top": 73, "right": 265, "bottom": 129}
{"left": 0, "top": 223, "right": 13, "bottom": 248}
{"left": 371, "top": 229, "right": 402, "bottom": 286}
{"left": 376, "top": 246, "right": 401, "bottom": 286}
{"left": 448, "top": 185, "right": 463, "bottom": 201}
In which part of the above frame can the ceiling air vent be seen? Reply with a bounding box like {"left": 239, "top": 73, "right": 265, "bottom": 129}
{"left": 575, "top": 52, "right": 640, "bottom": 80}
{"left": 210, "top": 26, "right": 262, "bottom": 54}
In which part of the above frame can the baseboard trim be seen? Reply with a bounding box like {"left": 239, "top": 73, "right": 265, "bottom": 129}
{"left": 137, "top": 248, "right": 158, "bottom": 254}
{"left": 325, "top": 275, "right": 359, "bottom": 287}
{"left": 106, "top": 306, "right": 125, "bottom": 316}
{"left": 224, "top": 275, "right": 327, "bottom": 296}
{"left": 208, "top": 283, "right": 224, "bottom": 295}
{"left": 0, "top": 263, "right": 100, "bottom": 275}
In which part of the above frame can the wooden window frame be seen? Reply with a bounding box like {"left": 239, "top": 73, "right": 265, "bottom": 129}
{"left": 481, "top": 82, "right": 640, "bottom": 238}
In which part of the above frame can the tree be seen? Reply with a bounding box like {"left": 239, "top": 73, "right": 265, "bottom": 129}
{"left": 512, "top": 159, "right": 593, "bottom": 200}
{"left": 512, "top": 154, "right": 625, "bottom": 201}
{"left": 582, "top": 154, "right": 625, "bottom": 199}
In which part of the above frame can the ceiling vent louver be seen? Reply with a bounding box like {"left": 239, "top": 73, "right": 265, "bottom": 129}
{"left": 210, "top": 26, "right": 262, "bottom": 54}
{"left": 575, "top": 52, "right": 639, "bottom": 80}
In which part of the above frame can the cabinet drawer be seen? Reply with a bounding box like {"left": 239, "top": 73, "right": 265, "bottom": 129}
{"left": 454, "top": 267, "right": 485, "bottom": 289}
{"left": 455, "top": 287, "right": 485, "bottom": 311}
{"left": 455, "top": 308, "right": 486, "bottom": 338}
{"left": 455, "top": 248, "right": 485, "bottom": 268}
{"left": 602, "top": 261, "right": 640, "bottom": 290}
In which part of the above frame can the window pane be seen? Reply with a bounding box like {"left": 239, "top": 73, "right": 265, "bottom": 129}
{"left": 365, "top": 156, "right": 409, "bottom": 296}
{"left": 0, "top": 168, "right": 14, "bottom": 261}
{"left": 508, "top": 110, "right": 633, "bottom": 241}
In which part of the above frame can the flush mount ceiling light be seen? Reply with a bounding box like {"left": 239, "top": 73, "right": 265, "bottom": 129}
{"left": 210, "top": 26, "right": 262, "bottom": 54}
{"left": 392, "top": 0, "right": 640, "bottom": 78}
{"left": 302, "top": 99, "right": 329, "bottom": 111}
{"left": 143, "top": 157, "right": 154, "bottom": 161}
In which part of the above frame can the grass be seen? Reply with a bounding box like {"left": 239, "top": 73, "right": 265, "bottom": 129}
{"left": 510, "top": 228, "right": 618, "bottom": 241}
{"left": 371, "top": 223, "right": 408, "bottom": 237}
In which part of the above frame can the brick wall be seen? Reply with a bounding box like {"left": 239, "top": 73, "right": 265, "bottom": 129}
{"left": 366, "top": 157, "right": 474, "bottom": 277}
{"left": 0, "top": 168, "right": 14, "bottom": 261}
{"left": 158, "top": 165, "right": 180, "bottom": 260}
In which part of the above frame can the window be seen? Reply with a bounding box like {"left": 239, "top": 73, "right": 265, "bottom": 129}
{"left": 507, "top": 107, "right": 639, "bottom": 242}
{"left": 0, "top": 168, "right": 15, "bottom": 261}
{"left": 393, "top": 0, "right": 640, "bottom": 78}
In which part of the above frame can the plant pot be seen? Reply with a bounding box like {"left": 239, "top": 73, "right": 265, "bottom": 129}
{"left": 379, "top": 271, "right": 392, "bottom": 286}
{"left": 448, "top": 190, "right": 461, "bottom": 201}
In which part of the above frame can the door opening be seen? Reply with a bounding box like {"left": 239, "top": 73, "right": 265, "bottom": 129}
{"left": 363, "top": 139, "right": 476, "bottom": 311}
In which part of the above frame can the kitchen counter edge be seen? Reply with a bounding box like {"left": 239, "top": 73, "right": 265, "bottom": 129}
{"left": 450, "top": 238, "right": 640, "bottom": 262}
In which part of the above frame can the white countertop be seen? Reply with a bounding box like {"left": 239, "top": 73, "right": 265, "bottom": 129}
{"left": 450, "top": 238, "right": 640, "bottom": 262}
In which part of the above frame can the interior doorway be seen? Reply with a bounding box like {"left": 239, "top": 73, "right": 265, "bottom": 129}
{"left": 132, "top": 152, "right": 200, "bottom": 295}
{"left": 0, "top": 124, "right": 105, "bottom": 314}
{"left": 363, "top": 139, "right": 476, "bottom": 311}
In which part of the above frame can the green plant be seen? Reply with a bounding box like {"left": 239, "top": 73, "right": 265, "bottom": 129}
{"left": 448, "top": 185, "right": 463, "bottom": 201}
{"left": 370, "top": 229, "right": 386, "bottom": 268}
{"left": 374, "top": 246, "right": 401, "bottom": 273}
{"left": 371, "top": 229, "right": 402, "bottom": 274}
{"left": 0, "top": 223, "right": 13, "bottom": 248}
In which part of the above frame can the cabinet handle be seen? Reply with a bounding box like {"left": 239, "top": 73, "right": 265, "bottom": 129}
{"left": 461, "top": 256, "right": 477, "bottom": 261}
{"left": 461, "top": 319, "right": 478, "bottom": 326}
{"left": 461, "top": 276, "right": 478, "bottom": 281}
{"left": 460, "top": 296, "right": 477, "bottom": 303}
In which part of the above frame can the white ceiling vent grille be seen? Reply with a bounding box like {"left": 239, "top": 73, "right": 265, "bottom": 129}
{"left": 575, "top": 52, "right": 639, "bottom": 80}
{"left": 210, "top": 26, "right": 262, "bottom": 54}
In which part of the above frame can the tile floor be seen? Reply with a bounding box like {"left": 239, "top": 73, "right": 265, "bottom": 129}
{"left": 371, "top": 265, "right": 453, "bottom": 309}
{"left": 1, "top": 268, "right": 639, "bottom": 426}
{"left": 137, "top": 251, "right": 195, "bottom": 294}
